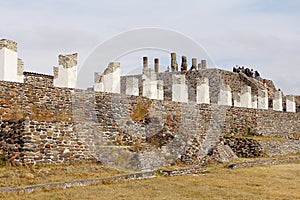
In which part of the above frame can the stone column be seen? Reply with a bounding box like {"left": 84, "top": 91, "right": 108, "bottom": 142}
{"left": 218, "top": 84, "right": 232, "bottom": 106}
{"left": 94, "top": 62, "right": 121, "bottom": 93}
{"left": 0, "top": 39, "right": 23, "bottom": 83}
{"left": 154, "top": 58, "right": 159, "bottom": 73}
{"left": 286, "top": 95, "right": 296, "bottom": 113}
{"left": 157, "top": 80, "right": 164, "bottom": 100}
{"left": 241, "top": 86, "right": 252, "bottom": 108}
{"left": 201, "top": 60, "right": 207, "bottom": 69}
{"left": 196, "top": 77, "right": 210, "bottom": 104}
{"left": 171, "top": 52, "right": 178, "bottom": 71}
{"left": 180, "top": 56, "right": 187, "bottom": 71}
{"left": 258, "top": 89, "right": 268, "bottom": 110}
{"left": 252, "top": 94, "right": 258, "bottom": 109}
{"left": 94, "top": 73, "right": 104, "bottom": 92}
{"left": 125, "top": 76, "right": 139, "bottom": 96}
{"left": 191, "top": 58, "right": 197, "bottom": 70}
{"left": 273, "top": 91, "right": 283, "bottom": 111}
{"left": 172, "top": 74, "right": 188, "bottom": 103}
{"left": 143, "top": 57, "right": 148, "bottom": 70}
{"left": 233, "top": 92, "right": 241, "bottom": 107}
{"left": 54, "top": 53, "right": 78, "bottom": 88}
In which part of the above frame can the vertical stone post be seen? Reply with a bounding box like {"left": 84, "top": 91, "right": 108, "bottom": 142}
{"left": 172, "top": 74, "right": 188, "bottom": 103}
{"left": 273, "top": 91, "right": 283, "bottom": 111}
{"left": 0, "top": 39, "right": 23, "bottom": 83}
{"left": 286, "top": 95, "right": 296, "bottom": 113}
{"left": 191, "top": 58, "right": 197, "bottom": 70}
{"left": 171, "top": 52, "right": 178, "bottom": 71}
{"left": 157, "top": 80, "right": 164, "bottom": 100}
{"left": 53, "top": 53, "right": 78, "bottom": 88}
{"left": 143, "top": 57, "right": 148, "bottom": 70}
{"left": 241, "top": 85, "right": 252, "bottom": 108}
{"left": 125, "top": 76, "right": 139, "bottom": 96}
{"left": 233, "top": 92, "right": 241, "bottom": 107}
{"left": 154, "top": 58, "right": 159, "bottom": 73}
{"left": 196, "top": 77, "right": 210, "bottom": 104}
{"left": 218, "top": 84, "right": 232, "bottom": 106}
{"left": 252, "top": 94, "right": 258, "bottom": 109}
{"left": 258, "top": 89, "right": 268, "bottom": 110}
{"left": 180, "top": 56, "right": 187, "bottom": 71}
{"left": 201, "top": 60, "right": 207, "bottom": 69}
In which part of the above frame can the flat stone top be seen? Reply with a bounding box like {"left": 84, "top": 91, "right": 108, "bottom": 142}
{"left": 0, "top": 39, "right": 17, "bottom": 52}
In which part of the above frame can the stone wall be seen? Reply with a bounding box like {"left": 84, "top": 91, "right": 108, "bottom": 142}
{"left": 0, "top": 79, "right": 299, "bottom": 168}
{"left": 24, "top": 72, "right": 54, "bottom": 88}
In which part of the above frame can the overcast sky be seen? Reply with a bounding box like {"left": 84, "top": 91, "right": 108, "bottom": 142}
{"left": 1, "top": 0, "right": 299, "bottom": 94}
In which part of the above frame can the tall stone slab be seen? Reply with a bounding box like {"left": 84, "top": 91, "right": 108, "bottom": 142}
{"left": 0, "top": 39, "right": 23, "bottom": 83}
{"left": 94, "top": 62, "right": 121, "bottom": 93}
{"left": 142, "top": 65, "right": 162, "bottom": 100}
{"left": 53, "top": 53, "right": 78, "bottom": 88}
{"left": 286, "top": 95, "right": 296, "bottom": 113}
{"left": 233, "top": 92, "right": 241, "bottom": 107}
{"left": 125, "top": 76, "right": 139, "bottom": 96}
{"left": 218, "top": 84, "right": 232, "bottom": 106}
{"left": 201, "top": 60, "right": 207, "bottom": 69}
{"left": 241, "top": 85, "right": 252, "bottom": 108}
{"left": 157, "top": 80, "right": 164, "bottom": 100}
{"left": 258, "top": 89, "right": 268, "bottom": 110}
{"left": 273, "top": 91, "right": 283, "bottom": 111}
{"left": 252, "top": 94, "right": 258, "bottom": 109}
{"left": 196, "top": 77, "right": 210, "bottom": 104}
{"left": 172, "top": 74, "right": 188, "bottom": 103}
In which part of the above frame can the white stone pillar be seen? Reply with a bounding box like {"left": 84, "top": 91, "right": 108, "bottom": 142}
{"left": 157, "top": 80, "right": 164, "bottom": 100}
{"left": 0, "top": 39, "right": 23, "bottom": 83}
{"left": 241, "top": 85, "right": 252, "bottom": 108}
{"left": 218, "top": 84, "right": 232, "bottom": 106}
{"left": 196, "top": 77, "right": 210, "bottom": 104}
{"left": 94, "top": 62, "right": 121, "bottom": 93}
{"left": 53, "top": 53, "right": 78, "bottom": 88}
{"left": 258, "top": 89, "right": 268, "bottom": 110}
{"left": 125, "top": 76, "right": 139, "bottom": 96}
{"left": 286, "top": 95, "right": 296, "bottom": 113}
{"left": 142, "top": 68, "right": 159, "bottom": 100}
{"left": 273, "top": 91, "right": 283, "bottom": 111}
{"left": 233, "top": 92, "right": 241, "bottom": 107}
{"left": 94, "top": 73, "right": 104, "bottom": 92}
{"left": 172, "top": 74, "right": 188, "bottom": 103}
{"left": 252, "top": 94, "right": 258, "bottom": 109}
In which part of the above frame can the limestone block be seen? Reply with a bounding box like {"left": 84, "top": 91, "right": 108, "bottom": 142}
{"left": 196, "top": 77, "right": 210, "bottom": 104}
{"left": 143, "top": 79, "right": 158, "bottom": 99}
{"left": 218, "top": 84, "right": 232, "bottom": 106}
{"left": 0, "top": 39, "right": 23, "bottom": 83}
{"left": 125, "top": 76, "right": 139, "bottom": 96}
{"left": 258, "top": 89, "right": 268, "bottom": 110}
{"left": 241, "top": 86, "right": 252, "bottom": 108}
{"left": 201, "top": 60, "right": 207, "bottom": 69}
{"left": 273, "top": 91, "right": 283, "bottom": 111}
{"left": 233, "top": 92, "right": 241, "bottom": 107}
{"left": 53, "top": 53, "right": 78, "bottom": 88}
{"left": 171, "top": 52, "right": 178, "bottom": 71}
{"left": 286, "top": 95, "right": 296, "bottom": 113}
{"left": 172, "top": 74, "right": 188, "bottom": 103}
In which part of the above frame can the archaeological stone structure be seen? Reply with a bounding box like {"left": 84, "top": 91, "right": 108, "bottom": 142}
{"left": 0, "top": 38, "right": 299, "bottom": 171}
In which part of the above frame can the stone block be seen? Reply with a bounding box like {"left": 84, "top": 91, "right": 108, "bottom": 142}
{"left": 273, "top": 91, "right": 283, "bottom": 111}
{"left": 286, "top": 95, "right": 296, "bottom": 113}
{"left": 196, "top": 77, "right": 210, "bottom": 104}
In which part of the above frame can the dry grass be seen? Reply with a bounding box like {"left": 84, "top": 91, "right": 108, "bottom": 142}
{"left": 0, "top": 163, "right": 126, "bottom": 188}
{"left": 0, "top": 161, "right": 299, "bottom": 200}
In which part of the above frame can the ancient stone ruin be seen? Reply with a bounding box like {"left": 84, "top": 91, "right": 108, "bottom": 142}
{"left": 0, "top": 38, "right": 299, "bottom": 171}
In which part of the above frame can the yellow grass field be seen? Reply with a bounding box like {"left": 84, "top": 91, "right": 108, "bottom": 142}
{"left": 0, "top": 161, "right": 299, "bottom": 200}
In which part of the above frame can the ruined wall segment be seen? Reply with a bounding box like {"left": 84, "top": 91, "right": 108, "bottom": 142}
{"left": 53, "top": 53, "right": 78, "bottom": 88}
{"left": 0, "top": 39, "right": 23, "bottom": 83}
